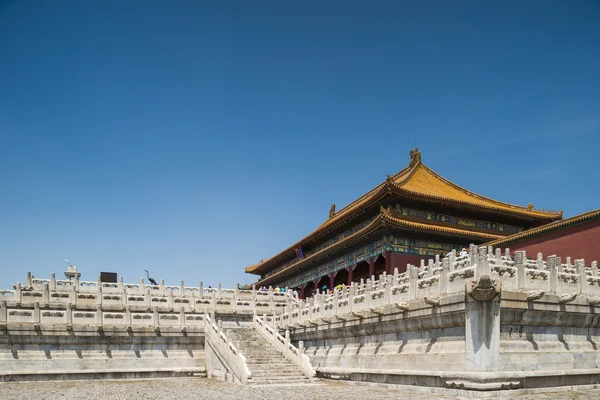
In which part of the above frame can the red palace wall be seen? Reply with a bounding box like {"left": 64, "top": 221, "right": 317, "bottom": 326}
{"left": 501, "top": 219, "right": 600, "bottom": 264}
{"left": 390, "top": 253, "right": 431, "bottom": 274}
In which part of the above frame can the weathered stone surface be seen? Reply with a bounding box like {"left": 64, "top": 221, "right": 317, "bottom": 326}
{"left": 0, "top": 378, "right": 599, "bottom": 399}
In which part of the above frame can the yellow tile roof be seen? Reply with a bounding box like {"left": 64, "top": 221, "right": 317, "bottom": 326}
{"left": 394, "top": 163, "right": 563, "bottom": 218}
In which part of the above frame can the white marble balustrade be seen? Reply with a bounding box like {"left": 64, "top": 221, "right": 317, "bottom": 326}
{"left": 2, "top": 273, "right": 297, "bottom": 315}
{"left": 270, "top": 245, "right": 599, "bottom": 330}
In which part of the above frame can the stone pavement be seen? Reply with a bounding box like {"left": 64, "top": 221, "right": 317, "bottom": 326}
{"left": 0, "top": 378, "right": 598, "bottom": 400}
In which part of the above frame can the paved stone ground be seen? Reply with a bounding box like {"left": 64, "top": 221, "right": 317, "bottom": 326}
{"left": 0, "top": 378, "right": 598, "bottom": 399}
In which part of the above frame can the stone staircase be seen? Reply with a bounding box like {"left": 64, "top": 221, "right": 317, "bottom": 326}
{"left": 224, "top": 328, "right": 313, "bottom": 385}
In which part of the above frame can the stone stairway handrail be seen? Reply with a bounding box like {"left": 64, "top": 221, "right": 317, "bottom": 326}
{"left": 204, "top": 314, "right": 252, "bottom": 383}
{"left": 253, "top": 314, "right": 316, "bottom": 379}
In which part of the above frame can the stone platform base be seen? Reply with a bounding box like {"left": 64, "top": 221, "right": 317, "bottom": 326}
{"left": 0, "top": 367, "right": 206, "bottom": 382}
{"left": 318, "top": 367, "right": 600, "bottom": 396}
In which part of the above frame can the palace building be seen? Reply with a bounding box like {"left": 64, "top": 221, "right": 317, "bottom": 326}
{"left": 245, "top": 148, "right": 563, "bottom": 297}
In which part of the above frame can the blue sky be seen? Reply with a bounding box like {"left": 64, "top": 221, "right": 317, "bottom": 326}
{"left": 1, "top": 1, "right": 599, "bottom": 289}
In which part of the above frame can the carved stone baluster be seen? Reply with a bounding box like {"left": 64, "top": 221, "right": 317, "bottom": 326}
{"left": 469, "top": 244, "right": 478, "bottom": 267}
{"left": 537, "top": 253, "right": 544, "bottom": 270}
{"left": 577, "top": 259, "right": 587, "bottom": 295}
{"left": 474, "top": 247, "right": 487, "bottom": 280}
{"left": 14, "top": 283, "right": 22, "bottom": 304}
{"left": 495, "top": 248, "right": 502, "bottom": 268}
{"left": 42, "top": 284, "right": 49, "bottom": 306}
{"left": 408, "top": 266, "right": 418, "bottom": 300}
{"left": 168, "top": 290, "right": 174, "bottom": 309}
{"left": 514, "top": 251, "right": 526, "bottom": 289}
{"left": 547, "top": 255, "right": 557, "bottom": 293}
{"left": 439, "top": 257, "right": 449, "bottom": 294}
{"left": 557, "top": 256, "right": 563, "bottom": 273}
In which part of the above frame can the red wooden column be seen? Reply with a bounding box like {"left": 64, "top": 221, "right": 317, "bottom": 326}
{"left": 385, "top": 250, "right": 392, "bottom": 274}
{"left": 347, "top": 265, "right": 354, "bottom": 285}
{"left": 369, "top": 257, "right": 375, "bottom": 277}
{"left": 313, "top": 279, "right": 320, "bottom": 294}
{"left": 300, "top": 285, "right": 305, "bottom": 299}
{"left": 313, "top": 279, "right": 321, "bottom": 290}
{"left": 329, "top": 273, "right": 335, "bottom": 290}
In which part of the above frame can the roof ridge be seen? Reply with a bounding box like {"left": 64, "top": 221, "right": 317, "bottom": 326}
{"left": 398, "top": 163, "right": 562, "bottom": 217}
{"left": 484, "top": 208, "right": 600, "bottom": 247}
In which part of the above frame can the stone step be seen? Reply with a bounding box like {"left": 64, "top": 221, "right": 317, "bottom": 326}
{"left": 221, "top": 327, "right": 312, "bottom": 385}
{"left": 249, "top": 366, "right": 302, "bottom": 372}
{"left": 250, "top": 374, "right": 310, "bottom": 380}
{"left": 251, "top": 372, "right": 305, "bottom": 377}
{"left": 250, "top": 372, "right": 307, "bottom": 378}
{"left": 247, "top": 361, "right": 294, "bottom": 365}
{"left": 249, "top": 377, "right": 310, "bottom": 384}
{"left": 242, "top": 349, "right": 286, "bottom": 354}
{"left": 250, "top": 369, "right": 307, "bottom": 376}
{"left": 243, "top": 353, "right": 287, "bottom": 358}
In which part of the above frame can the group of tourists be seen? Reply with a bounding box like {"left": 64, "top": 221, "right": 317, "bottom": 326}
{"left": 259, "top": 285, "right": 301, "bottom": 300}
{"left": 447, "top": 248, "right": 469, "bottom": 258}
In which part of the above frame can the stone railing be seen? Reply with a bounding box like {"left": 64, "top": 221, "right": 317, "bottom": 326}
{"left": 271, "top": 245, "right": 599, "bottom": 330}
{"left": 204, "top": 314, "right": 252, "bottom": 383}
{"left": 253, "top": 314, "right": 316, "bottom": 380}
{"left": 0, "top": 300, "right": 206, "bottom": 332}
{"left": 4, "top": 273, "right": 297, "bottom": 315}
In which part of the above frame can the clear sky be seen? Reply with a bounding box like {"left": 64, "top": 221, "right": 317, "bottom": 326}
{"left": 1, "top": 1, "right": 599, "bottom": 290}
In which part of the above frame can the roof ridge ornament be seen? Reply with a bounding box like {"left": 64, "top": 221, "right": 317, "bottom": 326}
{"left": 409, "top": 147, "right": 421, "bottom": 167}
{"left": 329, "top": 204, "right": 336, "bottom": 219}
